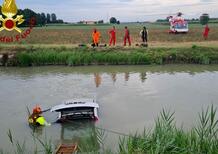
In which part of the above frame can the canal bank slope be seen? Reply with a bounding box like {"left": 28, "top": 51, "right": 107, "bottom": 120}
{"left": 1, "top": 45, "right": 218, "bottom": 66}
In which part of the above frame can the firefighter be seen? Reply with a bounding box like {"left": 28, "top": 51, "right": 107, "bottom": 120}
{"left": 28, "top": 105, "right": 49, "bottom": 126}
{"left": 92, "top": 28, "right": 101, "bottom": 47}
{"left": 32, "top": 105, "right": 42, "bottom": 114}
{"left": 140, "top": 26, "right": 148, "bottom": 44}
{"left": 203, "top": 24, "right": 210, "bottom": 40}
{"left": 35, "top": 116, "right": 47, "bottom": 126}
{"left": 109, "top": 26, "right": 116, "bottom": 46}
{"left": 124, "top": 26, "right": 131, "bottom": 46}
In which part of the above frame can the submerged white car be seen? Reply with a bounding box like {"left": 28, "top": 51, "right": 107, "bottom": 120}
{"left": 51, "top": 99, "right": 99, "bottom": 122}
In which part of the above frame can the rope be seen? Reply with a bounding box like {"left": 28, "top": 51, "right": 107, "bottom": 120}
{"left": 64, "top": 119, "right": 143, "bottom": 140}
{"left": 95, "top": 126, "right": 135, "bottom": 138}
{"left": 41, "top": 108, "right": 143, "bottom": 139}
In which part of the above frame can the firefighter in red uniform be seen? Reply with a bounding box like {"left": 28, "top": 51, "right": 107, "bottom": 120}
{"left": 109, "top": 26, "right": 116, "bottom": 46}
{"left": 203, "top": 24, "right": 210, "bottom": 40}
{"left": 124, "top": 26, "right": 131, "bottom": 46}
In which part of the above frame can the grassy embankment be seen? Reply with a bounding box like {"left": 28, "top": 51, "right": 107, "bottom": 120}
{"left": 1, "top": 45, "right": 218, "bottom": 66}
{"left": 1, "top": 106, "right": 218, "bottom": 154}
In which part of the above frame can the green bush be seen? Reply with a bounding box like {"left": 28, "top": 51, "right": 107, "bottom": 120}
{"left": 118, "top": 105, "right": 218, "bottom": 154}
{"left": 13, "top": 46, "right": 218, "bottom": 66}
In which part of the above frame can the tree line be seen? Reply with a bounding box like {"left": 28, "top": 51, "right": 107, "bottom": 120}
{"left": 0, "top": 6, "right": 64, "bottom": 26}
{"left": 77, "top": 17, "right": 120, "bottom": 25}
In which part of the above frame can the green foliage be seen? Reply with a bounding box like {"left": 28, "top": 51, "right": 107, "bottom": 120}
{"left": 110, "top": 17, "right": 117, "bottom": 24}
{"left": 51, "top": 13, "right": 57, "bottom": 23}
{"left": 40, "top": 13, "right": 46, "bottom": 25}
{"left": 16, "top": 52, "right": 32, "bottom": 66}
{"left": 0, "top": 149, "right": 4, "bottom": 154}
{"left": 118, "top": 105, "right": 218, "bottom": 154}
{"left": 78, "top": 128, "right": 106, "bottom": 153}
{"left": 32, "top": 133, "right": 53, "bottom": 154}
{"left": 17, "top": 8, "right": 63, "bottom": 26}
{"left": 46, "top": 13, "right": 51, "bottom": 24}
{"left": 192, "top": 44, "right": 197, "bottom": 49}
{"left": 5, "top": 130, "right": 54, "bottom": 154}
{"left": 12, "top": 46, "right": 218, "bottom": 66}
{"left": 7, "top": 129, "right": 27, "bottom": 154}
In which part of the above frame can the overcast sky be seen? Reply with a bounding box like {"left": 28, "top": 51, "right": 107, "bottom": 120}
{"left": 1, "top": 0, "right": 218, "bottom": 22}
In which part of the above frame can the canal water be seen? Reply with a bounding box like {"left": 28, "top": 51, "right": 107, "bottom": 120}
{"left": 0, "top": 65, "right": 218, "bottom": 152}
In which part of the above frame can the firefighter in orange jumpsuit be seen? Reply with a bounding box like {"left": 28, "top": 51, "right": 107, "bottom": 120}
{"left": 92, "top": 28, "right": 101, "bottom": 47}
{"left": 109, "top": 26, "right": 116, "bottom": 46}
{"left": 203, "top": 24, "right": 210, "bottom": 40}
{"left": 124, "top": 26, "right": 131, "bottom": 46}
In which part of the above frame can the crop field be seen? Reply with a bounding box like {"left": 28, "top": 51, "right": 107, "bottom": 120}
{"left": 0, "top": 23, "right": 218, "bottom": 45}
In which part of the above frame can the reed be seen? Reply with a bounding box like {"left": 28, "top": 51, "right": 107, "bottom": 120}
{"left": 2, "top": 105, "right": 218, "bottom": 153}
{"left": 118, "top": 105, "right": 218, "bottom": 154}
{"left": 10, "top": 46, "right": 218, "bottom": 66}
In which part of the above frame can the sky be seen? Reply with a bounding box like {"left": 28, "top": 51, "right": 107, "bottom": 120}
{"left": 1, "top": 0, "right": 218, "bottom": 22}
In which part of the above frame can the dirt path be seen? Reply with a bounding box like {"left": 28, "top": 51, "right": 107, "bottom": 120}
{"left": 149, "top": 41, "right": 218, "bottom": 48}
{"left": 0, "top": 41, "right": 218, "bottom": 54}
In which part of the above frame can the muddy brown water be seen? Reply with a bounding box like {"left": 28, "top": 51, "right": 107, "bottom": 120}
{"left": 0, "top": 65, "right": 218, "bottom": 152}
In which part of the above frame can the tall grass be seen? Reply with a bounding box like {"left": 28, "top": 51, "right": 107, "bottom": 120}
{"left": 118, "top": 105, "right": 218, "bottom": 154}
{"left": 7, "top": 129, "right": 27, "bottom": 154}
{"left": 11, "top": 46, "right": 218, "bottom": 66}
{"left": 31, "top": 132, "right": 53, "bottom": 154}
{"left": 2, "top": 105, "right": 218, "bottom": 153}
{"left": 6, "top": 129, "right": 53, "bottom": 154}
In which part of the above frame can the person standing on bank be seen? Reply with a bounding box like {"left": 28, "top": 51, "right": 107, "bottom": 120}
{"left": 140, "top": 26, "right": 148, "bottom": 44}
{"left": 92, "top": 28, "right": 101, "bottom": 47}
{"left": 109, "top": 26, "right": 116, "bottom": 46}
{"left": 124, "top": 26, "right": 131, "bottom": 46}
{"left": 203, "top": 24, "right": 210, "bottom": 40}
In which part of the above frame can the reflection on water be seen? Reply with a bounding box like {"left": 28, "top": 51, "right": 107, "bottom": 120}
{"left": 58, "top": 121, "right": 99, "bottom": 152}
{"left": 94, "top": 73, "right": 102, "bottom": 88}
{"left": 1, "top": 65, "right": 218, "bottom": 151}
{"left": 2, "top": 65, "right": 218, "bottom": 77}
{"left": 125, "top": 72, "right": 129, "bottom": 81}
{"left": 111, "top": 73, "right": 117, "bottom": 84}
{"left": 94, "top": 72, "right": 147, "bottom": 87}
{"left": 31, "top": 121, "right": 100, "bottom": 153}
{"left": 140, "top": 72, "right": 147, "bottom": 83}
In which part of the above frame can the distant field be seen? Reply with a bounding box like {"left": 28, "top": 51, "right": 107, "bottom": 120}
{"left": 0, "top": 23, "right": 218, "bottom": 45}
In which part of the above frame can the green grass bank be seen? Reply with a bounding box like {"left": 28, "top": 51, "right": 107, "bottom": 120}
{"left": 1, "top": 46, "right": 218, "bottom": 66}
